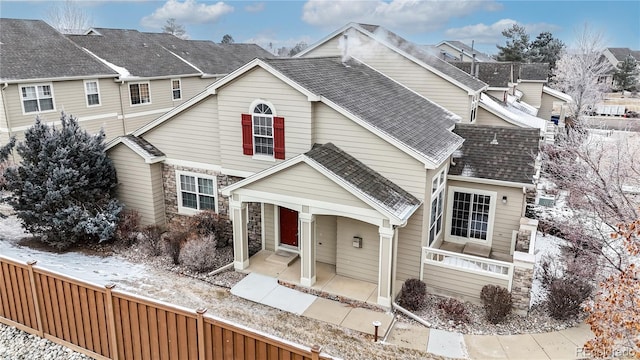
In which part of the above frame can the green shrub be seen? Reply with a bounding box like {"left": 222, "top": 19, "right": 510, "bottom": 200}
{"left": 397, "top": 278, "right": 427, "bottom": 311}
{"left": 480, "top": 285, "right": 512, "bottom": 324}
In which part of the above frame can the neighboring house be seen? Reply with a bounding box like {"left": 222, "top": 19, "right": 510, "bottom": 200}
{"left": 601, "top": 47, "right": 640, "bottom": 89}
{"left": 0, "top": 18, "right": 271, "bottom": 149}
{"left": 295, "top": 23, "right": 488, "bottom": 123}
{"left": 67, "top": 27, "right": 272, "bottom": 133}
{"left": 106, "top": 55, "right": 541, "bottom": 312}
{"left": 0, "top": 18, "right": 119, "bottom": 148}
{"left": 432, "top": 40, "right": 496, "bottom": 63}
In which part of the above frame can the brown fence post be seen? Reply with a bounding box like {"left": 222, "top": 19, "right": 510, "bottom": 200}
{"left": 105, "top": 283, "right": 119, "bottom": 360}
{"left": 310, "top": 345, "right": 322, "bottom": 360}
{"left": 196, "top": 308, "right": 207, "bottom": 360}
{"left": 26, "top": 260, "right": 44, "bottom": 337}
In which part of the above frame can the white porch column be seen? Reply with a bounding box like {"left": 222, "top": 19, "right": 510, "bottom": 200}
{"left": 299, "top": 212, "right": 316, "bottom": 287}
{"left": 230, "top": 198, "right": 249, "bottom": 270}
{"left": 377, "top": 225, "right": 395, "bottom": 307}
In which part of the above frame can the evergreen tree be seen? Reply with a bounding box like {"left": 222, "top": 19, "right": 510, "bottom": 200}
{"left": 529, "top": 32, "right": 565, "bottom": 74}
{"left": 0, "top": 113, "right": 122, "bottom": 249}
{"left": 221, "top": 34, "right": 234, "bottom": 44}
{"left": 613, "top": 55, "right": 639, "bottom": 91}
{"left": 496, "top": 24, "right": 530, "bottom": 62}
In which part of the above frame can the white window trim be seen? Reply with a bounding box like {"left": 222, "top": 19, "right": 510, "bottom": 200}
{"left": 470, "top": 94, "right": 479, "bottom": 123}
{"left": 249, "top": 99, "right": 277, "bottom": 159}
{"left": 175, "top": 170, "right": 218, "bottom": 215}
{"left": 171, "top": 79, "right": 182, "bottom": 101}
{"left": 128, "top": 81, "right": 152, "bottom": 106}
{"left": 19, "top": 83, "right": 56, "bottom": 115}
{"left": 444, "top": 186, "right": 496, "bottom": 246}
{"left": 84, "top": 80, "right": 101, "bottom": 107}
{"left": 428, "top": 169, "right": 446, "bottom": 246}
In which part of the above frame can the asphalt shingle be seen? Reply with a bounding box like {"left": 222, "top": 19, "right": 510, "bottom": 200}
{"left": 0, "top": 18, "right": 117, "bottom": 81}
{"left": 263, "top": 56, "right": 464, "bottom": 165}
{"left": 450, "top": 124, "right": 540, "bottom": 184}
{"left": 306, "top": 143, "right": 420, "bottom": 220}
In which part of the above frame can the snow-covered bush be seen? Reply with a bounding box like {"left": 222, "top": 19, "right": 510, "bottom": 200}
{"left": 480, "top": 285, "right": 512, "bottom": 324}
{"left": 0, "top": 114, "right": 121, "bottom": 249}
{"left": 397, "top": 278, "right": 427, "bottom": 311}
{"left": 178, "top": 235, "right": 218, "bottom": 272}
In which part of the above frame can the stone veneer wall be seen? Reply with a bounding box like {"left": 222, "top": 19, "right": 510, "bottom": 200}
{"left": 162, "top": 164, "right": 261, "bottom": 243}
{"left": 511, "top": 262, "right": 534, "bottom": 314}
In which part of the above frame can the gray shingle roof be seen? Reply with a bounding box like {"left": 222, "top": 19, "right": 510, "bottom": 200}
{"left": 356, "top": 26, "right": 487, "bottom": 92}
{"left": 450, "top": 62, "right": 513, "bottom": 87}
{"left": 442, "top": 41, "right": 496, "bottom": 62}
{"left": 450, "top": 124, "right": 540, "bottom": 184}
{"left": 67, "top": 29, "right": 201, "bottom": 77}
{"left": 263, "top": 56, "right": 464, "bottom": 165}
{"left": 142, "top": 35, "right": 273, "bottom": 75}
{"left": 124, "top": 135, "right": 165, "bottom": 158}
{"left": 0, "top": 18, "right": 117, "bottom": 81}
{"left": 607, "top": 47, "right": 640, "bottom": 61}
{"left": 306, "top": 143, "right": 420, "bottom": 219}
{"left": 517, "top": 63, "right": 548, "bottom": 81}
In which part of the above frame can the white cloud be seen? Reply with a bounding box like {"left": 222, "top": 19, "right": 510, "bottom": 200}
{"left": 302, "top": 0, "right": 502, "bottom": 33}
{"left": 140, "top": 0, "right": 233, "bottom": 29}
{"left": 244, "top": 2, "right": 265, "bottom": 13}
{"left": 444, "top": 18, "right": 562, "bottom": 45}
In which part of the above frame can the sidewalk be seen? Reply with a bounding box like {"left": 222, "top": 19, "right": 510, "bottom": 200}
{"left": 231, "top": 273, "right": 595, "bottom": 359}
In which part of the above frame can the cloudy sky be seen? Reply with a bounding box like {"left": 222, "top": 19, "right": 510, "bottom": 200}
{"left": 1, "top": 0, "right": 639, "bottom": 55}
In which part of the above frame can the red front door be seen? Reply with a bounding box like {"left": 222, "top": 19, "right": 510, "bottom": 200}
{"left": 279, "top": 207, "right": 299, "bottom": 247}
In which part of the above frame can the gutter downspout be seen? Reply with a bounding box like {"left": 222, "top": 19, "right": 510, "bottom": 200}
{"left": 117, "top": 80, "right": 126, "bottom": 135}
{"left": 1, "top": 83, "right": 15, "bottom": 163}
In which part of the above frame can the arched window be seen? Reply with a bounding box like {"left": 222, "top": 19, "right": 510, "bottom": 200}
{"left": 252, "top": 103, "right": 274, "bottom": 156}
{"left": 241, "top": 102, "right": 285, "bottom": 159}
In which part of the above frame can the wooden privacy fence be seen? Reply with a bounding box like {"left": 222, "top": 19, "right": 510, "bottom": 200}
{"left": 0, "top": 255, "right": 333, "bottom": 360}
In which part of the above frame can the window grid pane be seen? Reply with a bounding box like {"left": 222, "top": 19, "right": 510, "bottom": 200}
{"left": 199, "top": 195, "right": 215, "bottom": 210}
{"left": 469, "top": 194, "right": 490, "bottom": 240}
{"left": 139, "top": 84, "right": 150, "bottom": 103}
{"left": 88, "top": 94, "right": 100, "bottom": 106}
{"left": 450, "top": 192, "right": 471, "bottom": 237}
{"left": 130, "top": 84, "right": 140, "bottom": 104}
{"left": 180, "top": 175, "right": 196, "bottom": 192}
{"left": 39, "top": 98, "right": 54, "bottom": 111}
{"left": 198, "top": 178, "right": 214, "bottom": 195}
{"left": 181, "top": 192, "right": 197, "bottom": 209}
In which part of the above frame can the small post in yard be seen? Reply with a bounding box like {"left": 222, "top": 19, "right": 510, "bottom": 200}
{"left": 372, "top": 321, "right": 382, "bottom": 342}
{"left": 27, "top": 260, "right": 44, "bottom": 337}
{"left": 310, "top": 344, "right": 322, "bottom": 360}
{"left": 105, "top": 283, "right": 119, "bottom": 360}
{"left": 196, "top": 308, "right": 207, "bottom": 360}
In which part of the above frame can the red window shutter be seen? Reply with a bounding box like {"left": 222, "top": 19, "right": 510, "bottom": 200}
{"left": 274, "top": 116, "right": 285, "bottom": 160}
{"left": 241, "top": 113, "right": 253, "bottom": 155}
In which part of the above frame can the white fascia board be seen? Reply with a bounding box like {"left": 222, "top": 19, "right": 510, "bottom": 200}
{"left": 447, "top": 174, "right": 534, "bottom": 189}
{"left": 1, "top": 74, "right": 118, "bottom": 84}
{"left": 120, "top": 137, "right": 165, "bottom": 164}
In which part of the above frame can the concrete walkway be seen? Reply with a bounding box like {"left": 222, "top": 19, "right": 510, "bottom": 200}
{"left": 231, "top": 273, "right": 595, "bottom": 359}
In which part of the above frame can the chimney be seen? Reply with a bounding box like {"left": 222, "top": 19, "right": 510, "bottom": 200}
{"left": 440, "top": 49, "right": 446, "bottom": 60}
{"left": 341, "top": 34, "right": 349, "bottom": 63}
{"left": 472, "top": 53, "right": 477, "bottom": 77}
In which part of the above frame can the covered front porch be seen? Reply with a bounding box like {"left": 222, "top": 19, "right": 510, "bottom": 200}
{"left": 221, "top": 143, "right": 422, "bottom": 308}
{"left": 242, "top": 250, "right": 387, "bottom": 305}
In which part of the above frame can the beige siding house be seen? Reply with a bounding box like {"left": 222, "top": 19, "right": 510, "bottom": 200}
{"left": 296, "top": 23, "right": 487, "bottom": 123}
{"left": 0, "top": 18, "right": 271, "bottom": 149}
{"left": 107, "top": 54, "right": 542, "bottom": 312}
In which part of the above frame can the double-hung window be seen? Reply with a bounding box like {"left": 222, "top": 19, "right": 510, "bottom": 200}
{"left": 252, "top": 103, "right": 274, "bottom": 156}
{"left": 171, "top": 79, "right": 181, "bottom": 100}
{"left": 21, "top": 84, "right": 54, "bottom": 113}
{"left": 448, "top": 187, "right": 495, "bottom": 243}
{"left": 84, "top": 80, "right": 100, "bottom": 106}
{"left": 428, "top": 170, "right": 446, "bottom": 245}
{"left": 129, "top": 82, "right": 150, "bottom": 105}
{"left": 176, "top": 171, "right": 217, "bottom": 214}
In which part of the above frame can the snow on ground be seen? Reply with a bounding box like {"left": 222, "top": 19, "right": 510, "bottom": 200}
{"left": 0, "top": 213, "right": 149, "bottom": 288}
{"left": 530, "top": 232, "right": 565, "bottom": 307}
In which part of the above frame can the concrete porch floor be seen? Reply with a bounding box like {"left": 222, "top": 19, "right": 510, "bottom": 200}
{"left": 243, "top": 250, "right": 380, "bottom": 305}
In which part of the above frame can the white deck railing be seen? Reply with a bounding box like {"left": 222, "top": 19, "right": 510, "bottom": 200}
{"left": 421, "top": 247, "right": 514, "bottom": 281}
